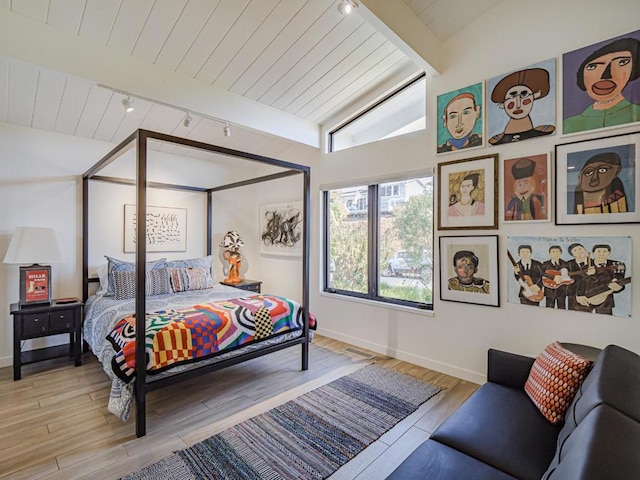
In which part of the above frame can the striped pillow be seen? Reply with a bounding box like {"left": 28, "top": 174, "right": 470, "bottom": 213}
{"left": 169, "top": 267, "right": 214, "bottom": 292}
{"left": 113, "top": 268, "right": 172, "bottom": 300}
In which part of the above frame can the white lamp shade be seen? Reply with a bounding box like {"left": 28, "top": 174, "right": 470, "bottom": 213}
{"left": 3, "top": 227, "right": 65, "bottom": 265}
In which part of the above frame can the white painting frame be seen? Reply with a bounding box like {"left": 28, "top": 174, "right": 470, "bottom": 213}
{"left": 259, "top": 202, "right": 303, "bottom": 257}
{"left": 124, "top": 204, "right": 187, "bottom": 253}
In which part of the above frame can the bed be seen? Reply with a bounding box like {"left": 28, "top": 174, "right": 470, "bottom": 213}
{"left": 82, "top": 130, "right": 311, "bottom": 437}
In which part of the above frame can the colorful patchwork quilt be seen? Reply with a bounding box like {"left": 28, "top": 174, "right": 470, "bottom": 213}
{"left": 106, "top": 294, "right": 316, "bottom": 383}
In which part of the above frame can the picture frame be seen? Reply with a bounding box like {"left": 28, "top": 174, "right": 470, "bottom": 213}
{"left": 437, "top": 153, "right": 498, "bottom": 230}
{"left": 502, "top": 153, "right": 551, "bottom": 223}
{"left": 259, "top": 202, "right": 303, "bottom": 256}
{"left": 506, "top": 236, "right": 632, "bottom": 317}
{"left": 555, "top": 130, "right": 639, "bottom": 225}
{"left": 487, "top": 58, "right": 556, "bottom": 146}
{"left": 436, "top": 82, "right": 484, "bottom": 155}
{"left": 439, "top": 235, "right": 499, "bottom": 307}
{"left": 562, "top": 29, "right": 640, "bottom": 136}
{"left": 19, "top": 265, "right": 51, "bottom": 306}
{"left": 123, "top": 204, "right": 187, "bottom": 253}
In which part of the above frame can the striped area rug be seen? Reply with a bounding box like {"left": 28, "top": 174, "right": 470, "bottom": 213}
{"left": 123, "top": 364, "right": 442, "bottom": 480}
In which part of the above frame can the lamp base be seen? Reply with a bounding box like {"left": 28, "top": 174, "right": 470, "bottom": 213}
{"left": 222, "top": 276, "right": 243, "bottom": 285}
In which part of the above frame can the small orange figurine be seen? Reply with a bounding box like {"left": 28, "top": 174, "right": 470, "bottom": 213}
{"left": 219, "top": 231, "right": 245, "bottom": 284}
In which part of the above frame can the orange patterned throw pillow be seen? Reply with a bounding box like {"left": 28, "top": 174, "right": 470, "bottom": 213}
{"left": 525, "top": 342, "right": 592, "bottom": 424}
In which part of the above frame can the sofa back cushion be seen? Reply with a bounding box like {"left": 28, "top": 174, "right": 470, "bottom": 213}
{"left": 543, "top": 404, "right": 640, "bottom": 480}
{"left": 553, "top": 344, "right": 640, "bottom": 455}
{"left": 524, "top": 342, "right": 592, "bottom": 424}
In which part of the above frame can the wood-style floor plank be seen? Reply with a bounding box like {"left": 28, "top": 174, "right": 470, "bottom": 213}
{"left": 0, "top": 335, "right": 479, "bottom": 479}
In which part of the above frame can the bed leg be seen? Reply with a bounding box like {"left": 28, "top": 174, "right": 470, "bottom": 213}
{"left": 135, "top": 383, "right": 146, "bottom": 438}
{"left": 302, "top": 340, "right": 309, "bottom": 371}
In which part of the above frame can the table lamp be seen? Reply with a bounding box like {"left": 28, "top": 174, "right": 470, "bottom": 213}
{"left": 3, "top": 227, "right": 65, "bottom": 306}
{"left": 219, "top": 230, "right": 245, "bottom": 284}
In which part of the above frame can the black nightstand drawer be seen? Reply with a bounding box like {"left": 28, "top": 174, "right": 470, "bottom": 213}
{"left": 22, "top": 313, "right": 49, "bottom": 337}
{"left": 220, "top": 279, "right": 262, "bottom": 293}
{"left": 242, "top": 283, "right": 261, "bottom": 293}
{"left": 50, "top": 309, "right": 74, "bottom": 331}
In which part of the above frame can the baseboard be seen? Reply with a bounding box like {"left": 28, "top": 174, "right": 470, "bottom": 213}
{"left": 0, "top": 355, "right": 12, "bottom": 369}
{"left": 317, "top": 327, "right": 486, "bottom": 385}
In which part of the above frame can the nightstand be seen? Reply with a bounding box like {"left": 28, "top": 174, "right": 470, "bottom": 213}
{"left": 11, "top": 299, "right": 84, "bottom": 380}
{"left": 220, "top": 279, "right": 262, "bottom": 293}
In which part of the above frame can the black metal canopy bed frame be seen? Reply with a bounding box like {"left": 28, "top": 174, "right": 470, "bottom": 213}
{"left": 82, "top": 129, "right": 311, "bottom": 437}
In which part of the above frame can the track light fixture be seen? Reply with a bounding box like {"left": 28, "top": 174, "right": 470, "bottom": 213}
{"left": 183, "top": 113, "right": 192, "bottom": 127}
{"left": 223, "top": 123, "right": 231, "bottom": 137}
{"left": 337, "top": 0, "right": 357, "bottom": 15}
{"left": 122, "top": 96, "right": 135, "bottom": 113}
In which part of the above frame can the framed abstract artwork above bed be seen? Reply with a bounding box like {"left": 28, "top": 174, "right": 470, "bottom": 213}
{"left": 123, "top": 204, "right": 187, "bottom": 253}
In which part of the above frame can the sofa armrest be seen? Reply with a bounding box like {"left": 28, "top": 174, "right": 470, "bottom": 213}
{"left": 487, "top": 349, "right": 535, "bottom": 389}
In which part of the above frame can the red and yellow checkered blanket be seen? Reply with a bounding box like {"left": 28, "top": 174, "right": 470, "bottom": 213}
{"left": 106, "top": 294, "right": 316, "bottom": 383}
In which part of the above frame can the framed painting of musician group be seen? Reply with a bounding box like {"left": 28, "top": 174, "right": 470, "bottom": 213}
{"left": 506, "top": 236, "right": 631, "bottom": 317}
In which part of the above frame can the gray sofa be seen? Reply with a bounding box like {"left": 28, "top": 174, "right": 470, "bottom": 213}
{"left": 387, "top": 344, "right": 640, "bottom": 480}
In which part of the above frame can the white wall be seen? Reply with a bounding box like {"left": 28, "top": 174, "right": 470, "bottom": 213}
{"left": 311, "top": 0, "right": 640, "bottom": 383}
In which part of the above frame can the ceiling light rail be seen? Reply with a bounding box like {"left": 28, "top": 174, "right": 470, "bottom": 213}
{"left": 101, "top": 84, "right": 232, "bottom": 136}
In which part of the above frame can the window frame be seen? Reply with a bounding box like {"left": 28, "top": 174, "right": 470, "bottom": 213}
{"left": 322, "top": 176, "right": 434, "bottom": 311}
{"left": 328, "top": 73, "right": 427, "bottom": 153}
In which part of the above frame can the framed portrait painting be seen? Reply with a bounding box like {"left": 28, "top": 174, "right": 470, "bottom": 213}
{"left": 555, "top": 130, "right": 639, "bottom": 224}
{"left": 503, "top": 153, "right": 550, "bottom": 223}
{"left": 439, "top": 235, "right": 499, "bottom": 307}
{"left": 259, "top": 202, "right": 303, "bottom": 256}
{"left": 437, "top": 154, "right": 498, "bottom": 230}
{"left": 562, "top": 29, "right": 640, "bottom": 135}
{"left": 487, "top": 58, "right": 556, "bottom": 146}
{"left": 436, "top": 82, "right": 484, "bottom": 154}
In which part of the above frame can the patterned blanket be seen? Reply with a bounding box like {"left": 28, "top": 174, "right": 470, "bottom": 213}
{"left": 106, "top": 294, "right": 316, "bottom": 384}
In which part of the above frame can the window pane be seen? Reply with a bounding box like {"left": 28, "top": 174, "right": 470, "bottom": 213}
{"left": 330, "top": 76, "right": 426, "bottom": 152}
{"left": 328, "top": 187, "right": 368, "bottom": 294}
{"left": 378, "top": 177, "right": 433, "bottom": 303}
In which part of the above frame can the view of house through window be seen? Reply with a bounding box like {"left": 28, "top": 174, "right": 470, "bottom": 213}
{"left": 325, "top": 175, "right": 433, "bottom": 308}
{"left": 329, "top": 75, "right": 426, "bottom": 152}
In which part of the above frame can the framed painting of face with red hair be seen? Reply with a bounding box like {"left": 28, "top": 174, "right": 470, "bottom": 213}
{"left": 437, "top": 82, "right": 484, "bottom": 155}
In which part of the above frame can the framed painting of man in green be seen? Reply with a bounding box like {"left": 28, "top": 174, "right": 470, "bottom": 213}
{"left": 437, "top": 83, "right": 484, "bottom": 154}
{"left": 555, "top": 130, "right": 639, "bottom": 225}
{"left": 563, "top": 29, "right": 640, "bottom": 135}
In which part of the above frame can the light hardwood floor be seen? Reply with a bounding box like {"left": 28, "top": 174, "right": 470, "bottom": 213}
{"left": 0, "top": 335, "right": 479, "bottom": 479}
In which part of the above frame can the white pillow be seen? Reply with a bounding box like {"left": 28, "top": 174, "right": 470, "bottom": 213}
{"left": 96, "top": 263, "right": 108, "bottom": 296}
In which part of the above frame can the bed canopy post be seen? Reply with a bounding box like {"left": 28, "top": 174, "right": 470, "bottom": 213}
{"left": 302, "top": 169, "right": 310, "bottom": 371}
{"left": 82, "top": 177, "right": 89, "bottom": 302}
{"left": 134, "top": 130, "right": 148, "bottom": 438}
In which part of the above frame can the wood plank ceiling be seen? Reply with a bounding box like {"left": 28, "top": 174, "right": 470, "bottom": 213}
{"left": 0, "top": 0, "right": 500, "bottom": 155}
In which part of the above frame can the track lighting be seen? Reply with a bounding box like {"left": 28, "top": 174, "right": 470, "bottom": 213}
{"left": 122, "top": 96, "right": 135, "bottom": 113}
{"left": 337, "top": 0, "right": 357, "bottom": 15}
{"left": 223, "top": 123, "right": 231, "bottom": 137}
{"left": 183, "top": 113, "right": 192, "bottom": 127}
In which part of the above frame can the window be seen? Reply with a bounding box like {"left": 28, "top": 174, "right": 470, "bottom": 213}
{"left": 329, "top": 74, "right": 426, "bottom": 152}
{"left": 324, "top": 174, "right": 434, "bottom": 309}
